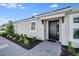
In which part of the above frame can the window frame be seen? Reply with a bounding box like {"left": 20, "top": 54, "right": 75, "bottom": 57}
{"left": 73, "top": 29, "right": 79, "bottom": 39}
{"left": 30, "top": 21, "right": 36, "bottom": 32}
{"left": 73, "top": 17, "right": 79, "bottom": 23}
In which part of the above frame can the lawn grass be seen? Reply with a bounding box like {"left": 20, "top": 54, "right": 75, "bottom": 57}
{"left": 0, "top": 30, "right": 5, "bottom": 33}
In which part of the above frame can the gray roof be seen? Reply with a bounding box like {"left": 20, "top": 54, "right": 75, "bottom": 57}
{"left": 36, "top": 6, "right": 71, "bottom": 16}
{"left": 14, "top": 6, "right": 72, "bottom": 23}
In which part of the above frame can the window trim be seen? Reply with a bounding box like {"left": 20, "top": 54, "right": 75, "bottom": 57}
{"left": 73, "top": 17, "right": 79, "bottom": 23}
{"left": 73, "top": 29, "right": 79, "bottom": 39}
{"left": 30, "top": 21, "right": 36, "bottom": 32}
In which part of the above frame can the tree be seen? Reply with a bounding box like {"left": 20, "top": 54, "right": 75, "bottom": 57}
{"left": 6, "top": 20, "right": 14, "bottom": 35}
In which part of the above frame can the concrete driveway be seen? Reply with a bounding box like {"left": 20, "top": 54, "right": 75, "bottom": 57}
{"left": 0, "top": 36, "right": 61, "bottom": 56}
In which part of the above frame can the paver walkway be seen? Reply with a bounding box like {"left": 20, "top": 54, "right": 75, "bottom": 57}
{"left": 0, "top": 36, "right": 61, "bottom": 56}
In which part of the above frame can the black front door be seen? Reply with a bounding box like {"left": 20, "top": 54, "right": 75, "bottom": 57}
{"left": 49, "top": 20, "right": 59, "bottom": 41}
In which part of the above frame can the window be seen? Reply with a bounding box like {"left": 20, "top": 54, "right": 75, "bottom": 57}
{"left": 31, "top": 22, "right": 36, "bottom": 31}
{"left": 73, "top": 17, "right": 79, "bottom": 23}
{"left": 74, "top": 29, "right": 79, "bottom": 39}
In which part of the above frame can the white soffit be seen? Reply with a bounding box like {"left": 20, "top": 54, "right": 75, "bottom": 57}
{"left": 40, "top": 13, "right": 65, "bottom": 20}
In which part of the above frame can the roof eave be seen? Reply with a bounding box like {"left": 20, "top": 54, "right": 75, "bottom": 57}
{"left": 35, "top": 7, "right": 72, "bottom": 18}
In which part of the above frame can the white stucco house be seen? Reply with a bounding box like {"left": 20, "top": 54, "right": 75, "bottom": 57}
{"left": 14, "top": 7, "right": 79, "bottom": 48}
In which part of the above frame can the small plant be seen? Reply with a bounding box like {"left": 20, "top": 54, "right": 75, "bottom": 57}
{"left": 19, "top": 37, "right": 23, "bottom": 41}
{"left": 0, "top": 33, "right": 1, "bottom": 36}
{"left": 12, "top": 37, "right": 17, "bottom": 41}
{"left": 23, "top": 34, "right": 28, "bottom": 38}
{"left": 71, "top": 48, "right": 76, "bottom": 56}
{"left": 76, "top": 52, "right": 79, "bottom": 56}
{"left": 23, "top": 37, "right": 29, "bottom": 45}
{"left": 9, "top": 35, "right": 13, "bottom": 39}
{"left": 7, "top": 34, "right": 10, "bottom": 38}
{"left": 32, "top": 37, "right": 37, "bottom": 42}
{"left": 18, "top": 34, "right": 23, "bottom": 42}
{"left": 14, "top": 33, "right": 20, "bottom": 39}
{"left": 0, "top": 32, "right": 7, "bottom": 36}
{"left": 0, "top": 28, "right": 5, "bottom": 31}
{"left": 68, "top": 41, "right": 73, "bottom": 52}
{"left": 67, "top": 41, "right": 76, "bottom": 55}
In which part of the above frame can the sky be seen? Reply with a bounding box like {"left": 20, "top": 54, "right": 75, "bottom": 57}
{"left": 0, "top": 3, "right": 79, "bottom": 25}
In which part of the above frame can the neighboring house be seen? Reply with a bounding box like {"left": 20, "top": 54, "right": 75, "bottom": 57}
{"left": 13, "top": 7, "right": 79, "bottom": 48}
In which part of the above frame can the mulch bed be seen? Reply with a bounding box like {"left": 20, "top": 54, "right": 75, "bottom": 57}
{"left": 60, "top": 45, "right": 73, "bottom": 56}
{"left": 2, "top": 36, "right": 43, "bottom": 50}
{"left": 60, "top": 45, "right": 79, "bottom": 56}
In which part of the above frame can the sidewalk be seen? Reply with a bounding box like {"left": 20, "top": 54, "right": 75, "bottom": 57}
{"left": 0, "top": 36, "right": 61, "bottom": 56}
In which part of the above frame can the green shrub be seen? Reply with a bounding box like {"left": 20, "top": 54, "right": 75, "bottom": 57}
{"left": 0, "top": 33, "right": 2, "bottom": 36}
{"left": 7, "top": 34, "right": 10, "bottom": 38}
{"left": 18, "top": 34, "right": 23, "bottom": 41}
{"left": 23, "top": 37, "right": 29, "bottom": 45}
{"left": 68, "top": 41, "right": 73, "bottom": 52}
{"left": 14, "top": 33, "right": 20, "bottom": 39}
{"left": 68, "top": 41, "right": 76, "bottom": 55}
{"left": 0, "top": 33, "right": 1, "bottom": 36}
{"left": 6, "top": 34, "right": 13, "bottom": 39}
{"left": 23, "top": 34, "right": 29, "bottom": 45}
{"left": 76, "top": 52, "right": 79, "bottom": 56}
{"left": 19, "top": 37, "right": 23, "bottom": 41}
{"left": 0, "top": 32, "right": 7, "bottom": 36}
{"left": 23, "top": 34, "right": 28, "bottom": 38}
{"left": 0, "top": 28, "right": 5, "bottom": 31}
{"left": 20, "top": 34, "right": 23, "bottom": 37}
{"left": 32, "top": 37, "right": 37, "bottom": 42}
{"left": 71, "top": 48, "right": 76, "bottom": 55}
{"left": 10, "top": 33, "right": 20, "bottom": 41}
{"left": 9, "top": 35, "right": 13, "bottom": 39}
{"left": 12, "top": 37, "right": 17, "bottom": 41}
{"left": 6, "top": 20, "right": 14, "bottom": 36}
